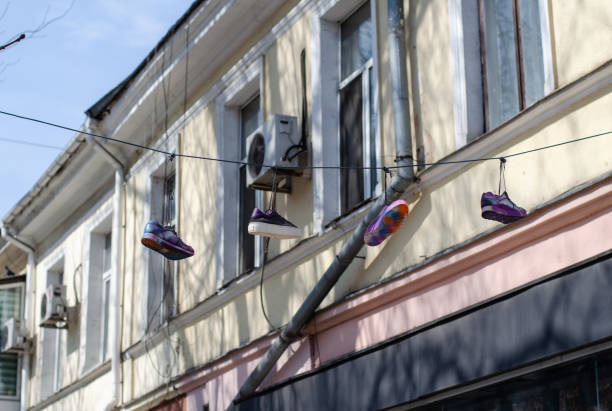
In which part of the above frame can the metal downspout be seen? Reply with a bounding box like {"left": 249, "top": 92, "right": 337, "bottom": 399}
{"left": 0, "top": 224, "right": 35, "bottom": 411}
{"left": 229, "top": 0, "right": 414, "bottom": 407}
{"left": 84, "top": 121, "right": 125, "bottom": 411}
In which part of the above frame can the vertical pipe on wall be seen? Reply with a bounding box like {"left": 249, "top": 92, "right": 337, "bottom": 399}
{"left": 229, "top": 0, "right": 415, "bottom": 407}
{"left": 0, "top": 225, "right": 35, "bottom": 411}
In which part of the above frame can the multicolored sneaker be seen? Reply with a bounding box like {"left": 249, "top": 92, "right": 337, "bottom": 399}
{"left": 364, "top": 199, "right": 409, "bottom": 246}
{"left": 481, "top": 191, "right": 526, "bottom": 224}
{"left": 141, "top": 220, "right": 194, "bottom": 260}
{"left": 248, "top": 208, "right": 301, "bottom": 239}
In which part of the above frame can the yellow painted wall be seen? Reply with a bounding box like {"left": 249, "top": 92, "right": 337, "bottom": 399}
{"left": 551, "top": 0, "right": 612, "bottom": 87}
{"left": 178, "top": 104, "right": 218, "bottom": 311}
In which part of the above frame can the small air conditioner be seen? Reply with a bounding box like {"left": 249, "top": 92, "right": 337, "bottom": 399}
{"left": 244, "top": 114, "right": 303, "bottom": 192}
{"left": 1, "top": 318, "right": 30, "bottom": 353}
{"left": 40, "top": 284, "right": 68, "bottom": 329}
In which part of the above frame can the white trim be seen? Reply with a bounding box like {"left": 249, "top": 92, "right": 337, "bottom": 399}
{"left": 78, "top": 204, "right": 113, "bottom": 376}
{"left": 538, "top": 0, "right": 555, "bottom": 94}
{"left": 39, "top": 255, "right": 65, "bottom": 400}
{"left": 448, "top": 0, "right": 484, "bottom": 149}
{"left": 215, "top": 58, "right": 264, "bottom": 288}
{"left": 449, "top": 0, "right": 469, "bottom": 149}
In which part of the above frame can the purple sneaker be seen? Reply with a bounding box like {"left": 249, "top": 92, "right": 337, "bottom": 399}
{"left": 141, "top": 220, "right": 194, "bottom": 260}
{"left": 248, "top": 208, "right": 301, "bottom": 239}
{"left": 364, "top": 199, "right": 409, "bottom": 246}
{"left": 481, "top": 192, "right": 526, "bottom": 224}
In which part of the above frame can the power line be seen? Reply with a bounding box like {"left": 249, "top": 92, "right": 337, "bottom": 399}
{"left": 0, "top": 109, "right": 610, "bottom": 170}
{"left": 0, "top": 136, "right": 63, "bottom": 150}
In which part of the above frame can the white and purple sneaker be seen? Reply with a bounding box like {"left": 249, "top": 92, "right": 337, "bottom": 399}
{"left": 481, "top": 192, "right": 526, "bottom": 224}
{"left": 248, "top": 208, "right": 301, "bottom": 239}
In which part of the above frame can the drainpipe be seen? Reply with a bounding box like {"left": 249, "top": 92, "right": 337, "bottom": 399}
{"left": 0, "top": 224, "right": 35, "bottom": 411}
{"left": 84, "top": 120, "right": 125, "bottom": 411}
{"left": 229, "top": 0, "right": 414, "bottom": 407}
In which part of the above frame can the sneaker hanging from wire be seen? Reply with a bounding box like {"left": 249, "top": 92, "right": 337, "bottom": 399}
{"left": 248, "top": 208, "right": 301, "bottom": 239}
{"left": 481, "top": 158, "right": 526, "bottom": 224}
{"left": 141, "top": 220, "right": 195, "bottom": 260}
{"left": 364, "top": 199, "right": 409, "bottom": 246}
{"left": 363, "top": 168, "right": 409, "bottom": 247}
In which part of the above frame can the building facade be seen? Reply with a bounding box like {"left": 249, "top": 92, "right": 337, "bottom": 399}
{"left": 1, "top": 0, "right": 611, "bottom": 410}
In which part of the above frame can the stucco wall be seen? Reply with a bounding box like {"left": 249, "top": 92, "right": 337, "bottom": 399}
{"left": 551, "top": 0, "right": 612, "bottom": 87}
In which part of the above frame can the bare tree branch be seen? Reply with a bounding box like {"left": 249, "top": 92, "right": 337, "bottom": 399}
{"left": 0, "top": 0, "right": 76, "bottom": 51}
{"left": 24, "top": 0, "right": 76, "bottom": 39}
{"left": 0, "top": 2, "right": 9, "bottom": 22}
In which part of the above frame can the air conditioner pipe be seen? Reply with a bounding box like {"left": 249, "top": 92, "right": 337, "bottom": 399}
{"left": 84, "top": 121, "right": 125, "bottom": 411}
{"left": 229, "top": 0, "right": 414, "bottom": 407}
{"left": 0, "top": 223, "right": 35, "bottom": 411}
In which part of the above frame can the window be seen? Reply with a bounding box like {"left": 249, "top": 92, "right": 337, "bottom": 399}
{"left": 40, "top": 257, "right": 64, "bottom": 398}
{"left": 311, "top": 0, "right": 380, "bottom": 230}
{"left": 146, "top": 165, "right": 177, "bottom": 332}
{"left": 238, "top": 95, "right": 260, "bottom": 274}
{"left": 339, "top": 1, "right": 377, "bottom": 214}
{"left": 101, "top": 232, "right": 111, "bottom": 361}
{"left": 80, "top": 209, "right": 112, "bottom": 373}
{"left": 215, "top": 58, "right": 263, "bottom": 287}
{"left": 0, "top": 283, "right": 23, "bottom": 398}
{"left": 480, "top": 0, "right": 548, "bottom": 129}
{"left": 449, "top": 0, "right": 553, "bottom": 146}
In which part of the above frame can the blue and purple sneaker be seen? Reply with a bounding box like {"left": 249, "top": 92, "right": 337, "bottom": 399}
{"left": 248, "top": 208, "right": 301, "bottom": 239}
{"left": 364, "top": 199, "right": 409, "bottom": 246}
{"left": 481, "top": 192, "right": 526, "bottom": 224}
{"left": 141, "top": 220, "right": 194, "bottom": 260}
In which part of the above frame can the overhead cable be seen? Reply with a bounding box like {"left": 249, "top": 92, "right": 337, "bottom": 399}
{"left": 0, "top": 109, "right": 610, "bottom": 170}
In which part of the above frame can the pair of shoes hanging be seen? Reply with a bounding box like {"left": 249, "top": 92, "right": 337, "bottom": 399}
{"left": 141, "top": 220, "right": 195, "bottom": 260}
{"left": 481, "top": 158, "right": 526, "bottom": 224}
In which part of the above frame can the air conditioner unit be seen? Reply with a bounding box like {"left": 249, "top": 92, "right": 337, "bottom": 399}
{"left": 1, "top": 318, "right": 30, "bottom": 353}
{"left": 40, "top": 284, "right": 68, "bottom": 329}
{"left": 244, "top": 114, "right": 303, "bottom": 192}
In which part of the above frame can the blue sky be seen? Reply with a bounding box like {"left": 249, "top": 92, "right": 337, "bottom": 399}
{"left": 0, "top": 0, "right": 194, "bottom": 217}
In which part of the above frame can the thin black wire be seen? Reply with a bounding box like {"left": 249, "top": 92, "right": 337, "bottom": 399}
{"left": 0, "top": 136, "right": 63, "bottom": 150}
{"left": 0, "top": 110, "right": 610, "bottom": 170}
{"left": 259, "top": 237, "right": 281, "bottom": 333}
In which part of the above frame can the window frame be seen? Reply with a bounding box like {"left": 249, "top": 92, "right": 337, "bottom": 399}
{"left": 310, "top": 0, "right": 381, "bottom": 231}
{"left": 79, "top": 203, "right": 113, "bottom": 375}
{"left": 39, "top": 252, "right": 65, "bottom": 399}
{"left": 449, "top": 0, "right": 554, "bottom": 148}
{"left": 143, "top": 154, "right": 179, "bottom": 335}
{"left": 215, "top": 57, "right": 264, "bottom": 288}
{"left": 238, "top": 93, "right": 261, "bottom": 275}
{"left": 0, "top": 281, "right": 24, "bottom": 400}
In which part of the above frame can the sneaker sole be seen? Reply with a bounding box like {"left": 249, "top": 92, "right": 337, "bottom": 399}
{"left": 364, "top": 201, "right": 409, "bottom": 246}
{"left": 248, "top": 221, "right": 301, "bottom": 239}
{"left": 481, "top": 205, "right": 525, "bottom": 224}
{"left": 141, "top": 233, "right": 193, "bottom": 260}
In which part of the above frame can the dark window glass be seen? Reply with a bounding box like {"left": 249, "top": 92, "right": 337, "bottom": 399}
{"left": 340, "top": 75, "right": 364, "bottom": 214}
{"left": 340, "top": 1, "right": 373, "bottom": 214}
